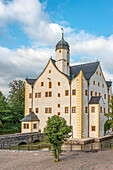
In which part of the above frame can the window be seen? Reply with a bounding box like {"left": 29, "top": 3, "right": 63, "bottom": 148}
{"left": 72, "top": 89, "right": 76, "bottom": 95}
{"left": 72, "top": 107, "right": 76, "bottom": 113}
{"left": 59, "top": 50, "right": 61, "bottom": 53}
{"left": 49, "top": 81, "right": 52, "bottom": 88}
{"left": 98, "top": 82, "right": 100, "bottom": 86}
{"left": 29, "top": 108, "right": 32, "bottom": 113}
{"left": 100, "top": 73, "right": 101, "bottom": 76}
{"left": 67, "top": 62, "right": 69, "bottom": 66}
{"left": 33, "top": 124, "right": 37, "bottom": 129}
{"left": 49, "top": 70, "right": 51, "bottom": 73}
{"left": 96, "top": 71, "right": 98, "bottom": 75}
{"left": 91, "top": 126, "right": 96, "bottom": 131}
{"left": 29, "top": 93, "right": 32, "bottom": 99}
{"left": 100, "top": 107, "right": 102, "bottom": 113}
{"left": 99, "top": 93, "right": 101, "bottom": 96}
{"left": 85, "top": 107, "right": 88, "bottom": 113}
{"left": 57, "top": 104, "right": 60, "bottom": 108}
{"left": 95, "top": 92, "right": 97, "bottom": 96}
{"left": 104, "top": 94, "right": 106, "bottom": 99}
{"left": 109, "top": 95, "right": 110, "bottom": 100}
{"left": 58, "top": 82, "right": 60, "bottom": 86}
{"left": 45, "top": 91, "right": 52, "bottom": 97}
{"left": 93, "top": 81, "right": 95, "bottom": 85}
{"left": 65, "top": 107, "right": 69, "bottom": 113}
{"left": 24, "top": 123, "right": 29, "bottom": 129}
{"left": 91, "top": 107, "right": 95, "bottom": 113}
{"left": 24, "top": 124, "right": 26, "bottom": 129}
{"left": 102, "top": 84, "right": 104, "bottom": 88}
{"left": 35, "top": 92, "right": 41, "bottom": 98}
{"left": 57, "top": 112, "right": 60, "bottom": 116}
{"left": 45, "top": 108, "right": 52, "bottom": 113}
{"left": 58, "top": 93, "right": 60, "bottom": 97}
{"left": 35, "top": 108, "right": 39, "bottom": 113}
{"left": 91, "top": 91, "right": 93, "bottom": 96}
{"left": 85, "top": 90, "right": 88, "bottom": 96}
{"left": 104, "top": 108, "right": 106, "bottom": 113}
{"left": 41, "top": 82, "right": 44, "bottom": 86}
{"left": 65, "top": 90, "right": 69, "bottom": 96}
{"left": 67, "top": 50, "right": 69, "bottom": 54}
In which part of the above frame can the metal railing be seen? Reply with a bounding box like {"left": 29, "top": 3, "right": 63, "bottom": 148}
{"left": 0, "top": 142, "right": 113, "bottom": 152}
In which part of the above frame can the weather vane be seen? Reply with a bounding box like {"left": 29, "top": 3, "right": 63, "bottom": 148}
{"left": 61, "top": 27, "right": 64, "bottom": 39}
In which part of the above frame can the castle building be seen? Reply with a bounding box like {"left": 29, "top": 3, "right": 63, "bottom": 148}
{"left": 21, "top": 31, "right": 112, "bottom": 139}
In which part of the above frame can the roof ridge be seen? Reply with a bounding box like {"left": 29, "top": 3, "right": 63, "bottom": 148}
{"left": 70, "top": 61, "right": 99, "bottom": 68}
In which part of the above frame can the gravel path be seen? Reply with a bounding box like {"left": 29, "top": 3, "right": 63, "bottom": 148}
{"left": 0, "top": 150, "right": 113, "bottom": 170}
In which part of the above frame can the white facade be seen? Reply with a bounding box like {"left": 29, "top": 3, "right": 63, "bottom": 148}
{"left": 21, "top": 36, "right": 112, "bottom": 138}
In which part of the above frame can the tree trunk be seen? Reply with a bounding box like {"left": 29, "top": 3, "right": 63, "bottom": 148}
{"left": 56, "top": 148, "right": 59, "bottom": 161}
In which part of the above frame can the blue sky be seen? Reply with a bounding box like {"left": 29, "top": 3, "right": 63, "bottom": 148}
{"left": 0, "top": 0, "right": 113, "bottom": 94}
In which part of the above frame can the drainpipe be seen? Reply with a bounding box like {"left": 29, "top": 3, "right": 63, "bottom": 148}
{"left": 69, "top": 82, "right": 73, "bottom": 138}
{"left": 88, "top": 81, "right": 90, "bottom": 137}
{"left": 31, "top": 86, "right": 33, "bottom": 112}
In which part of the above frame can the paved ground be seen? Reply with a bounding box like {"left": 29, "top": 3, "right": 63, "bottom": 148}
{"left": 0, "top": 150, "right": 113, "bottom": 170}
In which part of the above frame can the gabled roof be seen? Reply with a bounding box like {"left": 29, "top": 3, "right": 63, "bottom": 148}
{"left": 20, "top": 111, "right": 40, "bottom": 122}
{"left": 106, "top": 81, "right": 112, "bottom": 88}
{"left": 89, "top": 96, "right": 101, "bottom": 104}
{"left": 26, "top": 79, "right": 36, "bottom": 86}
{"left": 70, "top": 61, "right": 99, "bottom": 81}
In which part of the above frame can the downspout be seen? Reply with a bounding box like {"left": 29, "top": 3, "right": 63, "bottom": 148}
{"left": 31, "top": 85, "right": 33, "bottom": 112}
{"left": 70, "top": 81, "right": 73, "bottom": 137}
{"left": 88, "top": 82, "right": 89, "bottom": 137}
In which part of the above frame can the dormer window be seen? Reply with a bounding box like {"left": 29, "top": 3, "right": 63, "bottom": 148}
{"left": 59, "top": 50, "right": 61, "bottom": 53}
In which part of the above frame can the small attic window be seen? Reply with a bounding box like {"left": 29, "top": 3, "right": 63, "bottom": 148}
{"left": 59, "top": 50, "right": 61, "bottom": 53}
{"left": 67, "top": 50, "right": 69, "bottom": 54}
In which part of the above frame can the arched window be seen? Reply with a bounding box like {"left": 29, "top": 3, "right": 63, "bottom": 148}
{"left": 49, "top": 81, "right": 52, "bottom": 88}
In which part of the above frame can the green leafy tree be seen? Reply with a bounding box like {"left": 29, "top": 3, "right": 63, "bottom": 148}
{"left": 44, "top": 115, "right": 72, "bottom": 161}
{"left": 8, "top": 80, "right": 25, "bottom": 125}
{"left": 105, "top": 95, "right": 113, "bottom": 132}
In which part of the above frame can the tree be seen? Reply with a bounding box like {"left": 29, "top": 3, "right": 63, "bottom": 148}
{"left": 8, "top": 80, "right": 25, "bottom": 125}
{"left": 43, "top": 115, "right": 72, "bottom": 161}
{"left": 105, "top": 95, "right": 113, "bottom": 132}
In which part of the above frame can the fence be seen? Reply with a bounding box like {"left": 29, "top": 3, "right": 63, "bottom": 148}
{"left": 0, "top": 142, "right": 113, "bottom": 152}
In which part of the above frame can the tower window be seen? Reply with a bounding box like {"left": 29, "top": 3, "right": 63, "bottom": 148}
{"left": 91, "top": 126, "right": 96, "bottom": 131}
{"left": 59, "top": 50, "right": 61, "bottom": 53}
{"left": 67, "top": 50, "right": 69, "bottom": 54}
{"left": 45, "top": 91, "right": 52, "bottom": 97}
{"left": 100, "top": 73, "right": 101, "bottom": 76}
{"left": 45, "top": 108, "right": 52, "bottom": 113}
{"left": 104, "top": 94, "right": 106, "bottom": 99}
{"left": 29, "top": 93, "right": 32, "bottom": 99}
{"left": 96, "top": 71, "right": 98, "bottom": 75}
{"left": 102, "top": 84, "right": 104, "bottom": 88}
{"left": 85, "top": 107, "right": 88, "bottom": 113}
{"left": 29, "top": 108, "right": 32, "bottom": 113}
{"left": 93, "top": 81, "right": 95, "bottom": 85}
{"left": 35, "top": 92, "right": 41, "bottom": 98}
{"left": 85, "top": 90, "right": 88, "bottom": 96}
{"left": 101, "top": 107, "right": 102, "bottom": 113}
{"left": 49, "top": 82, "right": 52, "bottom": 88}
{"left": 72, "top": 107, "right": 76, "bottom": 113}
{"left": 72, "top": 89, "right": 76, "bottom": 95}
{"left": 99, "top": 93, "right": 101, "bottom": 96}
{"left": 91, "top": 91, "right": 93, "bottom": 96}
{"left": 65, "top": 90, "right": 69, "bottom": 96}
{"left": 67, "top": 62, "right": 69, "bottom": 66}
{"left": 95, "top": 92, "right": 97, "bottom": 96}
{"left": 98, "top": 82, "right": 100, "bottom": 86}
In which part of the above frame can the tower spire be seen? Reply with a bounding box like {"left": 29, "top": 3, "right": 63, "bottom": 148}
{"left": 61, "top": 28, "right": 64, "bottom": 39}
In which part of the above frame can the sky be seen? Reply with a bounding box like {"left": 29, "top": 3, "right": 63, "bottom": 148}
{"left": 0, "top": 0, "right": 113, "bottom": 95}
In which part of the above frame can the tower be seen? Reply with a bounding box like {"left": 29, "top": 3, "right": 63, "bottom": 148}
{"left": 55, "top": 28, "right": 70, "bottom": 76}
